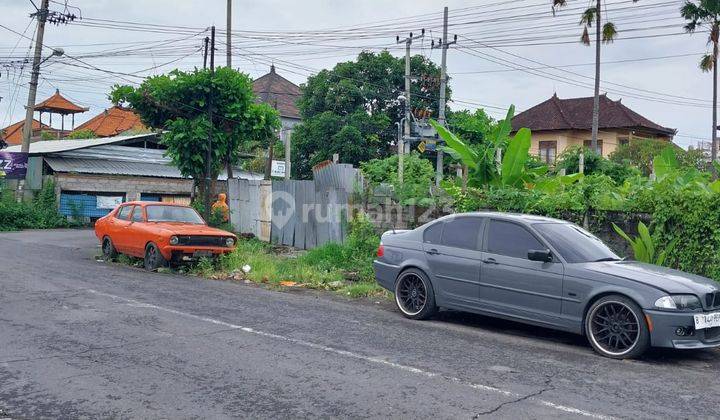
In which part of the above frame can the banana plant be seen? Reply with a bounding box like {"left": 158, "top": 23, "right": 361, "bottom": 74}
{"left": 612, "top": 221, "right": 678, "bottom": 266}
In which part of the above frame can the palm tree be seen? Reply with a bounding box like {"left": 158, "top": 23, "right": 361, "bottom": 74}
{"left": 681, "top": 1, "right": 720, "bottom": 164}
{"left": 552, "top": 0, "right": 639, "bottom": 153}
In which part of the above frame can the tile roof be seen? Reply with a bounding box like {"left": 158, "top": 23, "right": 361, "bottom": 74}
{"left": 1, "top": 119, "right": 51, "bottom": 145}
{"left": 34, "top": 89, "right": 89, "bottom": 114}
{"left": 73, "top": 106, "right": 147, "bottom": 137}
{"left": 512, "top": 94, "right": 676, "bottom": 136}
{"left": 253, "top": 65, "right": 301, "bottom": 119}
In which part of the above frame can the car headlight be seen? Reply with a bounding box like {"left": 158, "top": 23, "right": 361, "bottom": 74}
{"left": 225, "top": 237, "right": 235, "bottom": 247}
{"left": 169, "top": 236, "right": 179, "bottom": 245}
{"left": 654, "top": 295, "right": 702, "bottom": 311}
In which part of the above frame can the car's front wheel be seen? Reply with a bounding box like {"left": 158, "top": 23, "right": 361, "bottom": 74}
{"left": 144, "top": 243, "right": 167, "bottom": 271}
{"left": 394, "top": 268, "right": 437, "bottom": 320}
{"left": 585, "top": 295, "right": 650, "bottom": 359}
{"left": 102, "top": 237, "right": 118, "bottom": 261}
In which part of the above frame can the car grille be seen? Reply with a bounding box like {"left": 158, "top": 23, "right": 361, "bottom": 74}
{"left": 705, "top": 327, "right": 720, "bottom": 342}
{"left": 705, "top": 291, "right": 720, "bottom": 310}
{"left": 176, "top": 235, "right": 228, "bottom": 247}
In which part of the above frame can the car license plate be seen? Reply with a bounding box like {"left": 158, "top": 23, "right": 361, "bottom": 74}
{"left": 193, "top": 250, "right": 213, "bottom": 259}
{"left": 694, "top": 312, "right": 720, "bottom": 330}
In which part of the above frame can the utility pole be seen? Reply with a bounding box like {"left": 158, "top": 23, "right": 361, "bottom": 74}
{"left": 226, "top": 0, "right": 232, "bottom": 68}
{"left": 396, "top": 29, "right": 424, "bottom": 184}
{"left": 204, "top": 26, "right": 215, "bottom": 221}
{"left": 431, "top": 7, "right": 457, "bottom": 187}
{"left": 203, "top": 36, "right": 209, "bottom": 69}
{"left": 20, "top": 0, "right": 50, "bottom": 155}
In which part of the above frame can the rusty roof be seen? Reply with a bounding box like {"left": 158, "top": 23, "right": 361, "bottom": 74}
{"left": 253, "top": 65, "right": 301, "bottom": 119}
{"left": 34, "top": 89, "right": 89, "bottom": 114}
{"left": 1, "top": 119, "right": 51, "bottom": 145}
{"left": 512, "top": 94, "right": 675, "bottom": 136}
{"left": 73, "top": 106, "right": 147, "bottom": 137}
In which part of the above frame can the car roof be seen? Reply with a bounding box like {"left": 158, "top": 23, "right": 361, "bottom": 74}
{"left": 437, "top": 212, "right": 568, "bottom": 224}
{"left": 121, "top": 201, "right": 190, "bottom": 208}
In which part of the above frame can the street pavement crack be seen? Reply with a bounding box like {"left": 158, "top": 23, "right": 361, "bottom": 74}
{"left": 472, "top": 376, "right": 555, "bottom": 418}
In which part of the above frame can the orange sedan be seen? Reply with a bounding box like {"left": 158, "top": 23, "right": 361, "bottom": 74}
{"left": 95, "top": 201, "right": 237, "bottom": 270}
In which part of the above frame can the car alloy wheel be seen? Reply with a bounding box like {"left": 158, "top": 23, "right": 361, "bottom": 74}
{"left": 144, "top": 243, "right": 166, "bottom": 271}
{"left": 394, "top": 269, "right": 437, "bottom": 320}
{"left": 586, "top": 296, "right": 649, "bottom": 359}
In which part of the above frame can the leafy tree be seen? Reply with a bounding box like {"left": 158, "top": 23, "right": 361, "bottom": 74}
{"left": 111, "top": 67, "right": 280, "bottom": 202}
{"left": 446, "top": 108, "right": 495, "bottom": 145}
{"left": 291, "top": 51, "right": 446, "bottom": 178}
{"left": 66, "top": 129, "right": 96, "bottom": 139}
{"left": 609, "top": 139, "right": 693, "bottom": 175}
{"left": 361, "top": 152, "right": 435, "bottom": 205}
{"left": 557, "top": 145, "right": 640, "bottom": 183}
{"left": 552, "top": 0, "right": 640, "bottom": 151}
{"left": 681, "top": 0, "right": 720, "bottom": 164}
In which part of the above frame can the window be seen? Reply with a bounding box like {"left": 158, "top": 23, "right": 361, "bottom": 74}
{"left": 538, "top": 141, "right": 557, "bottom": 164}
{"left": 534, "top": 223, "right": 619, "bottom": 263}
{"left": 619, "top": 137, "right": 629, "bottom": 147}
{"left": 146, "top": 205, "right": 205, "bottom": 224}
{"left": 131, "top": 206, "right": 145, "bottom": 222}
{"left": 423, "top": 221, "right": 443, "bottom": 244}
{"left": 583, "top": 139, "right": 604, "bottom": 155}
{"left": 486, "top": 220, "right": 543, "bottom": 259}
{"left": 117, "top": 205, "right": 132, "bottom": 221}
{"left": 441, "top": 217, "right": 483, "bottom": 250}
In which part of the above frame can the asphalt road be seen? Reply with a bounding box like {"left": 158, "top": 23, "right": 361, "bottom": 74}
{"left": 1, "top": 230, "right": 719, "bottom": 419}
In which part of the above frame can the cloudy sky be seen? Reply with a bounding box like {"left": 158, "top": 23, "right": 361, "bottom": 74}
{"left": 0, "top": 0, "right": 715, "bottom": 148}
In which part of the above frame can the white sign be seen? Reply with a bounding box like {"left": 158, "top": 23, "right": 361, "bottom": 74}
{"left": 271, "top": 160, "right": 287, "bottom": 178}
{"left": 97, "top": 196, "right": 124, "bottom": 209}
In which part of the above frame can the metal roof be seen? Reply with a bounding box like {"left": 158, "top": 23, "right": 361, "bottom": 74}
{"left": 3, "top": 133, "right": 158, "bottom": 155}
{"left": 44, "top": 145, "right": 262, "bottom": 181}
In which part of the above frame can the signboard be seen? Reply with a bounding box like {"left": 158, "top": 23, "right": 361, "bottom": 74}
{"left": 271, "top": 160, "right": 287, "bottom": 178}
{"left": 96, "top": 196, "right": 124, "bottom": 209}
{"left": 0, "top": 152, "right": 28, "bottom": 179}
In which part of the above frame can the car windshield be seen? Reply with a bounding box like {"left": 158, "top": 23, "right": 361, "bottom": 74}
{"left": 533, "top": 222, "right": 620, "bottom": 263}
{"left": 145, "top": 205, "right": 205, "bottom": 224}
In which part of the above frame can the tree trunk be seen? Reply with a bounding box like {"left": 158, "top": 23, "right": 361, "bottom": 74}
{"left": 712, "top": 40, "right": 718, "bottom": 171}
{"left": 591, "top": 0, "right": 601, "bottom": 153}
{"left": 264, "top": 139, "right": 275, "bottom": 180}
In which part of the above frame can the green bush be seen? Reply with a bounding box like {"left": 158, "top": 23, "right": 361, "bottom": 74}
{"left": 361, "top": 152, "right": 435, "bottom": 206}
{"left": 0, "top": 181, "right": 68, "bottom": 231}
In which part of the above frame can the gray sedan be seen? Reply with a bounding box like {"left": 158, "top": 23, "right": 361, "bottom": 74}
{"left": 373, "top": 212, "right": 720, "bottom": 359}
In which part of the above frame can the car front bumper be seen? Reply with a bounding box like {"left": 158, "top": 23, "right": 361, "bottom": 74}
{"left": 645, "top": 309, "right": 720, "bottom": 349}
{"left": 161, "top": 245, "right": 235, "bottom": 261}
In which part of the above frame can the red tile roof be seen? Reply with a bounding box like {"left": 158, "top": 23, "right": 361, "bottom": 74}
{"left": 73, "top": 106, "right": 147, "bottom": 137}
{"left": 512, "top": 94, "right": 675, "bottom": 136}
{"left": 34, "top": 89, "right": 89, "bottom": 114}
{"left": 1, "top": 119, "right": 51, "bottom": 145}
{"left": 253, "top": 65, "right": 301, "bottom": 119}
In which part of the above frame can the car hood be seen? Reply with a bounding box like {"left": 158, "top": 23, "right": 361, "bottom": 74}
{"left": 153, "top": 223, "right": 235, "bottom": 237}
{"left": 583, "top": 261, "right": 719, "bottom": 295}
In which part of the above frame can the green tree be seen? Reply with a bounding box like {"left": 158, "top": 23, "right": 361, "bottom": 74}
{"left": 610, "top": 139, "right": 690, "bottom": 176}
{"left": 291, "top": 51, "right": 446, "bottom": 178}
{"left": 552, "top": 0, "right": 640, "bottom": 151}
{"left": 681, "top": 0, "right": 720, "bottom": 164}
{"left": 66, "top": 129, "right": 96, "bottom": 139}
{"left": 111, "top": 67, "right": 280, "bottom": 203}
{"left": 446, "top": 108, "right": 495, "bottom": 145}
{"left": 361, "top": 152, "right": 435, "bottom": 205}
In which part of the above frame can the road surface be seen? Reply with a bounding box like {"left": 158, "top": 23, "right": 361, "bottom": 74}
{"left": 1, "top": 229, "right": 719, "bottom": 419}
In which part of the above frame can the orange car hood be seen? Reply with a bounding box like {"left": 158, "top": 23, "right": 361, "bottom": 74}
{"left": 151, "top": 222, "right": 235, "bottom": 237}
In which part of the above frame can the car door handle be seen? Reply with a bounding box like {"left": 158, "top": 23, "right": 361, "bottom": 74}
{"left": 426, "top": 249, "right": 440, "bottom": 255}
{"left": 482, "top": 258, "right": 498, "bottom": 265}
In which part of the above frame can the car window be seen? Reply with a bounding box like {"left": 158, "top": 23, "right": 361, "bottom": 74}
{"left": 117, "top": 205, "right": 132, "bottom": 221}
{"left": 131, "top": 206, "right": 144, "bottom": 222}
{"left": 534, "top": 222, "right": 619, "bottom": 263}
{"left": 423, "top": 221, "right": 443, "bottom": 244}
{"left": 486, "top": 220, "right": 543, "bottom": 259}
{"left": 146, "top": 205, "right": 205, "bottom": 224}
{"left": 441, "top": 217, "right": 483, "bottom": 250}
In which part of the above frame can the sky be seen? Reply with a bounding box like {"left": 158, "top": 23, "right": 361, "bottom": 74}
{"left": 0, "top": 0, "right": 715, "bottom": 149}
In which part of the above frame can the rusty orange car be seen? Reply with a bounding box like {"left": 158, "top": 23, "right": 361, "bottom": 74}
{"left": 94, "top": 201, "right": 237, "bottom": 270}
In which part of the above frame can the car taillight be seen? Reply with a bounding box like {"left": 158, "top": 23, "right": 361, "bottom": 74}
{"left": 377, "top": 243, "right": 384, "bottom": 258}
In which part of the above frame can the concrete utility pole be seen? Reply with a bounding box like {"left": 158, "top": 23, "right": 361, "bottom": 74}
{"left": 283, "top": 128, "right": 291, "bottom": 180}
{"left": 203, "top": 36, "right": 209, "bottom": 69}
{"left": 226, "top": 0, "right": 232, "bottom": 68}
{"left": 204, "top": 26, "right": 215, "bottom": 222}
{"left": 21, "top": 0, "right": 50, "bottom": 154}
{"left": 396, "top": 30, "right": 424, "bottom": 184}
{"left": 432, "top": 7, "right": 457, "bottom": 187}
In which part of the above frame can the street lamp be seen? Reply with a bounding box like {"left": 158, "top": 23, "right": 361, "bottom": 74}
{"left": 40, "top": 48, "right": 64, "bottom": 65}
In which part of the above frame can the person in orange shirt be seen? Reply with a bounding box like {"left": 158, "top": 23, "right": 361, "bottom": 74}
{"left": 211, "top": 193, "right": 230, "bottom": 222}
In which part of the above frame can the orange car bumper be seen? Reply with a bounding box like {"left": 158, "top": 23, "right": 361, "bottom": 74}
{"left": 160, "top": 245, "right": 235, "bottom": 261}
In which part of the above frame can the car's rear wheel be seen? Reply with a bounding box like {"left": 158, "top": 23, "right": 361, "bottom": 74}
{"left": 394, "top": 268, "right": 437, "bottom": 320}
{"left": 144, "top": 243, "right": 167, "bottom": 271}
{"left": 102, "top": 237, "right": 118, "bottom": 261}
{"left": 585, "top": 295, "right": 650, "bottom": 359}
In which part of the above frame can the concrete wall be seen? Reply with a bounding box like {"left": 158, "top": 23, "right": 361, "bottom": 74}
{"left": 529, "top": 129, "right": 673, "bottom": 161}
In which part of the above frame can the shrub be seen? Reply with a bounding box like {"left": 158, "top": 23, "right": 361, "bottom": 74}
{"left": 0, "top": 182, "right": 68, "bottom": 231}
{"left": 361, "top": 152, "right": 435, "bottom": 206}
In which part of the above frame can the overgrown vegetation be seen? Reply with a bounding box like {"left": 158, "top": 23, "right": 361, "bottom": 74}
{"left": 361, "top": 152, "right": 435, "bottom": 205}
{"left": 0, "top": 181, "right": 69, "bottom": 231}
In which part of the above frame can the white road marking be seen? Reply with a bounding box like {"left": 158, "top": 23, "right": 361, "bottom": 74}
{"left": 87, "top": 288, "right": 614, "bottom": 419}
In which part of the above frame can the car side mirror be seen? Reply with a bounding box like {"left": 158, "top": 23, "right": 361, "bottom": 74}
{"left": 528, "top": 249, "right": 553, "bottom": 262}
